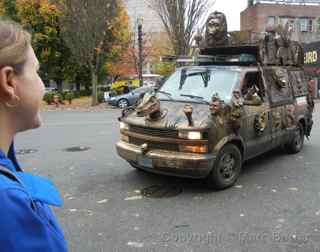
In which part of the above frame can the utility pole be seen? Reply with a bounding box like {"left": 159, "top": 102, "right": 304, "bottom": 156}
{"left": 137, "top": 17, "right": 144, "bottom": 87}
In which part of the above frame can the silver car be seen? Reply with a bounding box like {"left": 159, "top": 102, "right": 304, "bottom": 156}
{"left": 106, "top": 86, "right": 156, "bottom": 108}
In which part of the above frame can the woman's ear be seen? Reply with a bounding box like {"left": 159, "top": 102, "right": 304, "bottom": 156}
{"left": 0, "top": 66, "right": 16, "bottom": 102}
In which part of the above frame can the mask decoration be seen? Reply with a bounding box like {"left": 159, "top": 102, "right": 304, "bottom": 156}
{"left": 243, "top": 86, "right": 263, "bottom": 106}
{"left": 183, "top": 104, "right": 194, "bottom": 127}
{"left": 272, "top": 68, "right": 288, "bottom": 89}
{"left": 204, "top": 11, "right": 229, "bottom": 47}
{"left": 254, "top": 112, "right": 267, "bottom": 135}
{"left": 209, "top": 93, "right": 224, "bottom": 125}
{"left": 136, "top": 93, "right": 163, "bottom": 121}
{"left": 230, "top": 89, "right": 243, "bottom": 132}
{"left": 272, "top": 111, "right": 282, "bottom": 129}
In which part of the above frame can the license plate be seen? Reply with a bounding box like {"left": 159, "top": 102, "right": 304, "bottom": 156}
{"left": 137, "top": 155, "right": 153, "bottom": 168}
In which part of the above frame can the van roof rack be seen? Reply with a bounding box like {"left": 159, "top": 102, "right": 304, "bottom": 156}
{"left": 161, "top": 51, "right": 258, "bottom": 67}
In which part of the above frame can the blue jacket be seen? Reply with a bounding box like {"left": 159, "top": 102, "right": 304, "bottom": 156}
{"left": 0, "top": 143, "right": 68, "bottom": 252}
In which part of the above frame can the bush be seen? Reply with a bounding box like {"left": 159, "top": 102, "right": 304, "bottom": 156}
{"left": 54, "top": 92, "right": 64, "bottom": 104}
{"left": 73, "top": 91, "right": 80, "bottom": 98}
{"left": 43, "top": 92, "right": 54, "bottom": 105}
{"left": 65, "top": 92, "right": 74, "bottom": 104}
{"left": 79, "top": 89, "right": 91, "bottom": 97}
{"left": 61, "top": 91, "right": 69, "bottom": 100}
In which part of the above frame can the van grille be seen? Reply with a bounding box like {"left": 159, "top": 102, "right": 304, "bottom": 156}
{"left": 129, "top": 137, "right": 179, "bottom": 151}
{"left": 129, "top": 125, "right": 178, "bottom": 138}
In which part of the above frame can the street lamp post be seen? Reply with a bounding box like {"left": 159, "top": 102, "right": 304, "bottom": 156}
{"left": 137, "top": 17, "right": 144, "bottom": 87}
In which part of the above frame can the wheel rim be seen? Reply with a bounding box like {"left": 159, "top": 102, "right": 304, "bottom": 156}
{"left": 119, "top": 100, "right": 128, "bottom": 108}
{"left": 219, "top": 153, "right": 237, "bottom": 182}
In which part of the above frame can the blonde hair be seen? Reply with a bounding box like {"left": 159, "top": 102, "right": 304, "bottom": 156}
{"left": 0, "top": 19, "right": 31, "bottom": 74}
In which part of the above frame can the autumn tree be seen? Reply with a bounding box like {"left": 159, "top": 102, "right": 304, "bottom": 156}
{"left": 104, "top": 2, "right": 134, "bottom": 79}
{"left": 149, "top": 0, "right": 212, "bottom": 56}
{"left": 0, "top": 0, "right": 75, "bottom": 90}
{"left": 148, "top": 32, "right": 175, "bottom": 76}
{"left": 58, "top": 0, "right": 119, "bottom": 105}
{"left": 17, "top": 0, "right": 74, "bottom": 90}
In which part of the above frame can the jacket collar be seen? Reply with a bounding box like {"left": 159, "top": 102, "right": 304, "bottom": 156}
{"left": 0, "top": 142, "right": 22, "bottom": 172}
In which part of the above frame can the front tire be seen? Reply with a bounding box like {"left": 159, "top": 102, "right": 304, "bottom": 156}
{"left": 285, "top": 122, "right": 304, "bottom": 154}
{"left": 206, "top": 144, "right": 242, "bottom": 190}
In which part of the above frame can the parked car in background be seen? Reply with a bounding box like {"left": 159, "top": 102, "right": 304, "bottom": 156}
{"left": 106, "top": 86, "right": 156, "bottom": 108}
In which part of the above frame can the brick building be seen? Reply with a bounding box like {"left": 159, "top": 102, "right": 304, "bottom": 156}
{"left": 241, "top": 0, "right": 320, "bottom": 43}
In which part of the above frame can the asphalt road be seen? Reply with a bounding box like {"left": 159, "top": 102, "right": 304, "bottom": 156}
{"left": 15, "top": 104, "right": 320, "bottom": 252}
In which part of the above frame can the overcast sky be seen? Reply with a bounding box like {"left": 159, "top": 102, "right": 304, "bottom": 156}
{"left": 212, "top": 0, "right": 248, "bottom": 31}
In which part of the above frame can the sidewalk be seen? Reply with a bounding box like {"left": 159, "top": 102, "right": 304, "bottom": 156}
{"left": 41, "top": 97, "right": 117, "bottom": 112}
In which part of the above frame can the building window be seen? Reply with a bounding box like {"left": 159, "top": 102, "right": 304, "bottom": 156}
{"left": 300, "top": 18, "right": 313, "bottom": 32}
{"left": 308, "top": 19, "right": 313, "bottom": 32}
{"left": 279, "top": 17, "right": 295, "bottom": 32}
{"left": 267, "top": 16, "right": 276, "bottom": 27}
{"left": 280, "top": 17, "right": 289, "bottom": 27}
{"left": 287, "top": 19, "right": 295, "bottom": 32}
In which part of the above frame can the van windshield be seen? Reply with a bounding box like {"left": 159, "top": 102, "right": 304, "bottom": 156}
{"left": 158, "top": 68, "right": 240, "bottom": 103}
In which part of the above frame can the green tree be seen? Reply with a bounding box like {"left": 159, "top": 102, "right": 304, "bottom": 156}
{"left": 2, "top": 0, "right": 20, "bottom": 21}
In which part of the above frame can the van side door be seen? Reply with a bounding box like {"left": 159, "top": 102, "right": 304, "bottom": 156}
{"left": 241, "top": 70, "right": 273, "bottom": 159}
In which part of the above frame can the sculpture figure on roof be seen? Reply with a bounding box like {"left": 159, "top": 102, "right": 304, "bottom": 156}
{"left": 203, "top": 11, "right": 229, "bottom": 47}
{"left": 276, "top": 24, "right": 293, "bottom": 66}
{"left": 259, "top": 26, "right": 279, "bottom": 65}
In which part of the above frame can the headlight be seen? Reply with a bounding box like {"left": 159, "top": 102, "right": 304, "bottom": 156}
{"left": 120, "top": 122, "right": 129, "bottom": 131}
{"left": 179, "top": 131, "right": 202, "bottom": 140}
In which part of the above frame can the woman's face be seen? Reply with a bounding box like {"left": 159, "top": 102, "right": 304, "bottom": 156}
{"left": 13, "top": 46, "right": 45, "bottom": 132}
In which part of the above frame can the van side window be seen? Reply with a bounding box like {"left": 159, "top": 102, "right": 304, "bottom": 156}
{"left": 241, "top": 72, "right": 265, "bottom": 106}
{"left": 263, "top": 68, "right": 293, "bottom": 106}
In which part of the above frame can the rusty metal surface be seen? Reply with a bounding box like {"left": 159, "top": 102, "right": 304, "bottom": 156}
{"left": 116, "top": 141, "right": 214, "bottom": 178}
{"left": 124, "top": 101, "right": 211, "bottom": 131}
{"left": 121, "top": 129, "right": 208, "bottom": 145}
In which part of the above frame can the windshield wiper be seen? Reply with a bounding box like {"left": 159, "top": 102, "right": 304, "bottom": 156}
{"left": 157, "top": 90, "right": 173, "bottom": 100}
{"left": 180, "top": 94, "right": 209, "bottom": 104}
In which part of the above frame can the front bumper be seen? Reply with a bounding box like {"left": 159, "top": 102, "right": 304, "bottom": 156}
{"left": 116, "top": 141, "right": 215, "bottom": 178}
